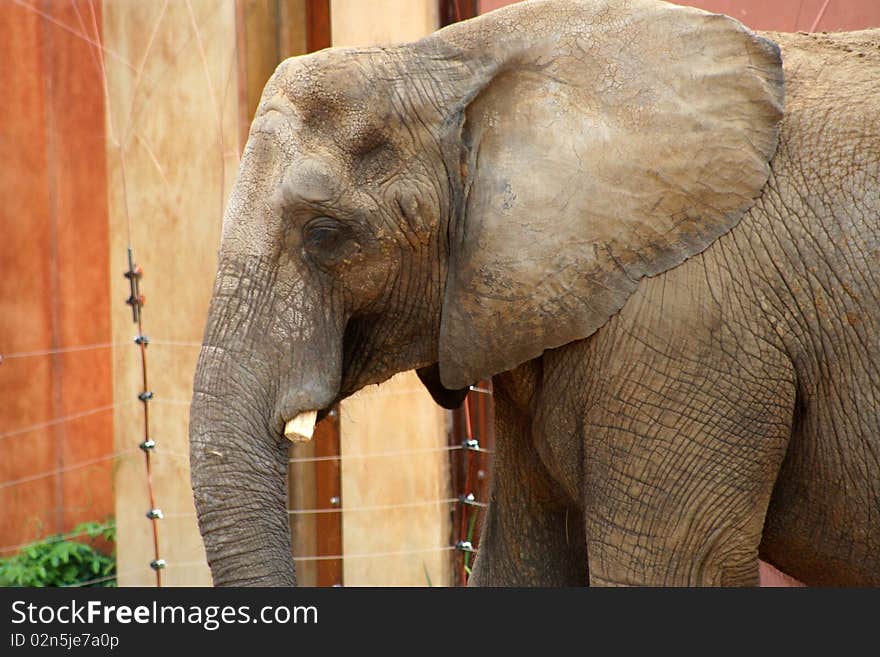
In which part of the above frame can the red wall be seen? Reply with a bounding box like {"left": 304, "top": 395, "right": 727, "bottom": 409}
{"left": 0, "top": 1, "right": 113, "bottom": 552}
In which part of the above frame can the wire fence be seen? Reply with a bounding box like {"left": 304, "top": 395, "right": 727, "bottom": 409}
{"left": 160, "top": 496, "right": 488, "bottom": 520}
{"left": 0, "top": 0, "right": 495, "bottom": 589}
{"left": 64, "top": 541, "right": 471, "bottom": 588}
{"left": 0, "top": 403, "right": 123, "bottom": 442}
{"left": 1, "top": 447, "right": 490, "bottom": 511}
{"left": 0, "top": 428, "right": 491, "bottom": 581}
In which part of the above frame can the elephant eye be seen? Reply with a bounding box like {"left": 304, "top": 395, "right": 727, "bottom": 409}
{"left": 303, "top": 217, "right": 346, "bottom": 253}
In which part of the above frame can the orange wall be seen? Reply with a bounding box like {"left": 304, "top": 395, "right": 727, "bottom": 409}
{"left": 0, "top": 1, "right": 113, "bottom": 551}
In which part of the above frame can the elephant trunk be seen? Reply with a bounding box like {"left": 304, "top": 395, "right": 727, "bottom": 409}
{"left": 190, "top": 353, "right": 295, "bottom": 586}
{"left": 189, "top": 256, "right": 341, "bottom": 586}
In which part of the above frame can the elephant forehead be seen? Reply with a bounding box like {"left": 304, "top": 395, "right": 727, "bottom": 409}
{"left": 266, "top": 50, "right": 400, "bottom": 145}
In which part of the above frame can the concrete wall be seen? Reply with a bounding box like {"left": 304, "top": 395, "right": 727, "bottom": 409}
{"left": 330, "top": 0, "right": 453, "bottom": 587}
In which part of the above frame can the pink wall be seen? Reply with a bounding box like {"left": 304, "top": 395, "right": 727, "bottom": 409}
{"left": 671, "top": 0, "right": 880, "bottom": 31}
{"left": 479, "top": 0, "right": 880, "bottom": 31}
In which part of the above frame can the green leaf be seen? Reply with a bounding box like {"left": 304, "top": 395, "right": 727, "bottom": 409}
{"left": 0, "top": 518, "right": 116, "bottom": 587}
{"left": 62, "top": 565, "right": 78, "bottom": 583}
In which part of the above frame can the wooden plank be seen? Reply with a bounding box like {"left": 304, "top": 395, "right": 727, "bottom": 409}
{"left": 290, "top": 407, "right": 342, "bottom": 588}
{"left": 439, "top": 0, "right": 478, "bottom": 26}
{"left": 306, "top": 0, "right": 331, "bottom": 52}
{"left": 279, "top": 0, "right": 309, "bottom": 58}
{"left": 289, "top": 441, "right": 318, "bottom": 586}
{"left": 330, "top": 0, "right": 436, "bottom": 47}
{"left": 235, "top": 0, "right": 284, "bottom": 148}
{"left": 313, "top": 410, "right": 342, "bottom": 586}
{"left": 339, "top": 373, "right": 451, "bottom": 586}
{"left": 103, "top": 0, "right": 241, "bottom": 587}
{"left": 301, "top": 0, "right": 340, "bottom": 587}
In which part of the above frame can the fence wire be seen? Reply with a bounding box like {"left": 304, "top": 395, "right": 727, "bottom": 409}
{"left": 0, "top": 338, "right": 201, "bottom": 361}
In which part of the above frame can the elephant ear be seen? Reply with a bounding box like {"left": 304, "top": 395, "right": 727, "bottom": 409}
{"left": 426, "top": 0, "right": 784, "bottom": 389}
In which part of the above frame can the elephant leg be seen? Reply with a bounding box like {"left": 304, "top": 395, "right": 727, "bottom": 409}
{"left": 469, "top": 384, "right": 588, "bottom": 586}
{"left": 576, "top": 318, "right": 796, "bottom": 586}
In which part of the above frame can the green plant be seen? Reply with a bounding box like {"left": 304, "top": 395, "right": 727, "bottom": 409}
{"left": 0, "top": 520, "right": 116, "bottom": 587}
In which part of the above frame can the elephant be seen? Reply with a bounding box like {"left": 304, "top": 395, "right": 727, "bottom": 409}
{"left": 189, "top": 0, "right": 880, "bottom": 586}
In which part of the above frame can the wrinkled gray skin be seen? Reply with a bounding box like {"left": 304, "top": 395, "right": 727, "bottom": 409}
{"left": 190, "top": 0, "right": 880, "bottom": 586}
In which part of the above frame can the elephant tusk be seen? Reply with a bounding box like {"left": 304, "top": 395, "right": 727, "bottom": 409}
{"left": 284, "top": 410, "right": 318, "bottom": 443}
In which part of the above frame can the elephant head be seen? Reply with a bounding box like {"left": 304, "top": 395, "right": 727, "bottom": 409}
{"left": 190, "top": 0, "right": 783, "bottom": 586}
